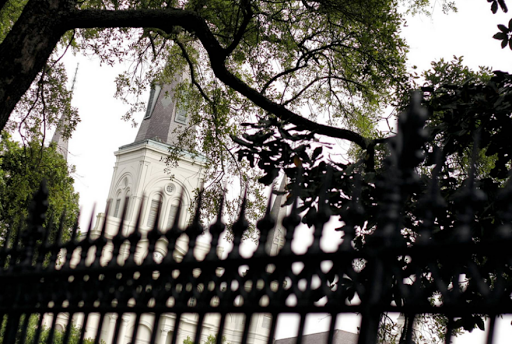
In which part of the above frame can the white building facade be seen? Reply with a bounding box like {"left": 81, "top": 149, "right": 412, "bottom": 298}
{"left": 46, "top": 78, "right": 281, "bottom": 344}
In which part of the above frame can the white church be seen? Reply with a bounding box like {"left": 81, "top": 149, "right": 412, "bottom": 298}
{"left": 48, "top": 75, "right": 287, "bottom": 344}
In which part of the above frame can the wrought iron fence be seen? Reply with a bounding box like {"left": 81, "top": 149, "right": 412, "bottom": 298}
{"left": 2, "top": 95, "right": 512, "bottom": 344}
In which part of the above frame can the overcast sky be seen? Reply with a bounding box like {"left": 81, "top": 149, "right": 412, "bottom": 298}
{"left": 51, "top": 0, "right": 512, "bottom": 342}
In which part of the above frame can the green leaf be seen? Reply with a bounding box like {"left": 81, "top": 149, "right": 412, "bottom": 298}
{"left": 231, "top": 135, "right": 253, "bottom": 148}
{"left": 475, "top": 317, "right": 485, "bottom": 331}
{"left": 493, "top": 32, "right": 508, "bottom": 40}
{"left": 498, "top": 0, "right": 508, "bottom": 12}
{"left": 498, "top": 24, "right": 509, "bottom": 32}
{"left": 492, "top": 1, "right": 498, "bottom": 13}
{"left": 311, "top": 147, "right": 322, "bottom": 160}
{"left": 502, "top": 37, "right": 509, "bottom": 48}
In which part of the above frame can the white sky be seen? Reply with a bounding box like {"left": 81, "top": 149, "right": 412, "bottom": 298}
{"left": 48, "top": 0, "right": 512, "bottom": 342}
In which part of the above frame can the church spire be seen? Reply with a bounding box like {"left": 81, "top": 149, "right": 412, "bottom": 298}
{"left": 267, "top": 176, "right": 288, "bottom": 255}
{"left": 134, "top": 75, "right": 192, "bottom": 146}
{"left": 51, "top": 63, "right": 78, "bottom": 160}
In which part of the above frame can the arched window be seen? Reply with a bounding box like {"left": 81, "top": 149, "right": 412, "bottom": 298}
{"left": 146, "top": 199, "right": 161, "bottom": 228}
{"left": 123, "top": 188, "right": 131, "bottom": 218}
{"left": 113, "top": 190, "right": 122, "bottom": 218}
{"left": 166, "top": 204, "right": 179, "bottom": 228}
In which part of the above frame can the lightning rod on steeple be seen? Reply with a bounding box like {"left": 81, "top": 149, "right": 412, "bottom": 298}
{"left": 71, "top": 63, "right": 79, "bottom": 95}
{"left": 51, "top": 63, "right": 79, "bottom": 161}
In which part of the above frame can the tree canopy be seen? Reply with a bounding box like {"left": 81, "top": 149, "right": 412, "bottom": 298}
{"left": 0, "top": 0, "right": 461, "bottom": 229}
{"left": 0, "top": 132, "right": 79, "bottom": 243}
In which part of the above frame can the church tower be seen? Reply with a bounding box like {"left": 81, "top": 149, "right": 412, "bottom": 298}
{"left": 92, "top": 77, "right": 205, "bottom": 238}
{"left": 84, "top": 74, "right": 274, "bottom": 344}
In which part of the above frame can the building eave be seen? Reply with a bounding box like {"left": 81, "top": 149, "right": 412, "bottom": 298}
{"left": 115, "top": 138, "right": 207, "bottom": 166}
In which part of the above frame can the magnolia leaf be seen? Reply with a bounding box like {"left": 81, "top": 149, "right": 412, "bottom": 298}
{"left": 498, "top": 0, "right": 508, "bottom": 12}
{"left": 231, "top": 135, "right": 253, "bottom": 148}
{"left": 498, "top": 24, "right": 509, "bottom": 32}
{"left": 492, "top": 0, "right": 498, "bottom": 13}
{"left": 493, "top": 32, "right": 508, "bottom": 40}
{"left": 475, "top": 317, "right": 485, "bottom": 331}
{"left": 311, "top": 147, "right": 322, "bottom": 161}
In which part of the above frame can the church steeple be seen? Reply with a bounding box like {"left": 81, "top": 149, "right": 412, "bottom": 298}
{"left": 51, "top": 63, "right": 79, "bottom": 160}
{"left": 267, "top": 176, "right": 288, "bottom": 255}
{"left": 92, "top": 72, "right": 205, "bottom": 237}
{"left": 134, "top": 76, "right": 192, "bottom": 146}
{"left": 50, "top": 123, "right": 69, "bottom": 160}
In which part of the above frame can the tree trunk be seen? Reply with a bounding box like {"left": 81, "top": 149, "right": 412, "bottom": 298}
{"left": 0, "top": 0, "right": 73, "bottom": 132}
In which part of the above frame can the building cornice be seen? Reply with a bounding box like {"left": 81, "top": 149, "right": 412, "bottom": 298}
{"left": 115, "top": 138, "right": 207, "bottom": 166}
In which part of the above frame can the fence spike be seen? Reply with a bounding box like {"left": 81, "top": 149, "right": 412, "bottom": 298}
{"left": 184, "top": 190, "right": 204, "bottom": 262}
{"left": 486, "top": 314, "right": 496, "bottom": 344}
{"left": 228, "top": 190, "right": 249, "bottom": 259}
{"left": 206, "top": 196, "right": 225, "bottom": 260}
{"left": 309, "top": 167, "right": 333, "bottom": 254}
{"left": 417, "top": 145, "right": 445, "bottom": 245}
{"left": 125, "top": 197, "right": 144, "bottom": 266}
{"left": 144, "top": 193, "right": 163, "bottom": 265}
{"left": 256, "top": 187, "right": 277, "bottom": 256}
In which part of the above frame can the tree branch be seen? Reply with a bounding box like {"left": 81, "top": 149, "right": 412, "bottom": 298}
{"left": 260, "top": 62, "right": 308, "bottom": 95}
{"left": 0, "top": 4, "right": 383, "bottom": 150}
{"left": 224, "top": 0, "right": 253, "bottom": 57}
{"left": 175, "top": 39, "right": 213, "bottom": 104}
{"left": 67, "top": 8, "right": 375, "bottom": 148}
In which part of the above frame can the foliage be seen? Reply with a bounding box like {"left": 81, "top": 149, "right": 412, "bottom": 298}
{"left": 0, "top": 0, "right": 456, "bottom": 233}
{"left": 0, "top": 0, "right": 26, "bottom": 44}
{"left": 234, "top": 57, "right": 512, "bottom": 340}
{"left": 0, "top": 0, "right": 79, "bottom": 140}
{"left": 0, "top": 132, "right": 79, "bottom": 244}
{"left": 371, "top": 58, "right": 495, "bottom": 343}
{"left": 183, "top": 334, "right": 227, "bottom": 344}
{"left": 0, "top": 314, "right": 95, "bottom": 344}
{"left": 8, "top": 59, "right": 80, "bottom": 145}
{"left": 490, "top": 0, "right": 512, "bottom": 49}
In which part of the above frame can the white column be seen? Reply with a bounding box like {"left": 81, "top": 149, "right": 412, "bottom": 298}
{"left": 105, "top": 314, "right": 118, "bottom": 344}
{"left": 159, "top": 329, "right": 169, "bottom": 344}
{"left": 117, "top": 314, "right": 130, "bottom": 344}
{"left": 100, "top": 314, "right": 112, "bottom": 344}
